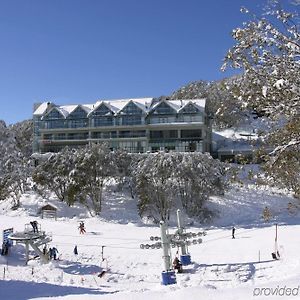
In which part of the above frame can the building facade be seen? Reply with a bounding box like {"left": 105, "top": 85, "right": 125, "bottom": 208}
{"left": 33, "top": 98, "right": 212, "bottom": 154}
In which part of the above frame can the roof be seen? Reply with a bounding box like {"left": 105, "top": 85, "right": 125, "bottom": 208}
{"left": 40, "top": 203, "right": 58, "bottom": 210}
{"left": 33, "top": 103, "right": 50, "bottom": 115}
{"left": 33, "top": 98, "right": 206, "bottom": 118}
{"left": 150, "top": 99, "right": 206, "bottom": 113}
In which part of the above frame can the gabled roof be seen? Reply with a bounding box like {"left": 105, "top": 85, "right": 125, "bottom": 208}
{"left": 149, "top": 99, "right": 206, "bottom": 114}
{"left": 42, "top": 106, "right": 67, "bottom": 119}
{"left": 88, "top": 101, "right": 116, "bottom": 116}
{"left": 62, "top": 105, "right": 90, "bottom": 118}
{"left": 178, "top": 100, "right": 206, "bottom": 113}
{"left": 33, "top": 102, "right": 50, "bottom": 115}
{"left": 35, "top": 98, "right": 206, "bottom": 118}
{"left": 149, "top": 99, "right": 177, "bottom": 114}
{"left": 117, "top": 99, "right": 148, "bottom": 115}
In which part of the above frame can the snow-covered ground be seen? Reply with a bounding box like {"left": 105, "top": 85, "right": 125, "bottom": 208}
{"left": 0, "top": 181, "right": 299, "bottom": 300}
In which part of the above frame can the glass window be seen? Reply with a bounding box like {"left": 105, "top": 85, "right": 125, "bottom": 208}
{"left": 121, "top": 115, "right": 142, "bottom": 125}
{"left": 150, "top": 130, "right": 177, "bottom": 139}
{"left": 44, "top": 134, "right": 52, "bottom": 140}
{"left": 181, "top": 103, "right": 200, "bottom": 114}
{"left": 120, "top": 102, "right": 143, "bottom": 115}
{"left": 119, "top": 130, "right": 146, "bottom": 138}
{"left": 44, "top": 109, "right": 64, "bottom": 120}
{"left": 150, "top": 131, "right": 163, "bottom": 139}
{"left": 93, "top": 116, "right": 113, "bottom": 127}
{"left": 92, "top": 131, "right": 117, "bottom": 139}
{"left": 152, "top": 102, "right": 175, "bottom": 115}
{"left": 92, "top": 104, "right": 112, "bottom": 116}
{"left": 68, "top": 119, "right": 88, "bottom": 128}
{"left": 55, "top": 133, "right": 66, "bottom": 140}
{"left": 181, "top": 129, "right": 202, "bottom": 139}
{"left": 68, "top": 107, "right": 87, "bottom": 119}
{"left": 45, "top": 120, "right": 66, "bottom": 129}
{"left": 67, "top": 133, "right": 88, "bottom": 140}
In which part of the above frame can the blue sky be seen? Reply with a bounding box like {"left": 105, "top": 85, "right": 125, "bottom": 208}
{"left": 0, "top": 0, "right": 293, "bottom": 124}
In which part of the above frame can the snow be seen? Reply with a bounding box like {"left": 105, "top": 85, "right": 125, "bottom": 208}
{"left": 274, "top": 79, "right": 285, "bottom": 90}
{"left": 35, "top": 98, "right": 207, "bottom": 121}
{"left": 33, "top": 103, "right": 50, "bottom": 116}
{"left": 262, "top": 86, "right": 267, "bottom": 97}
{"left": 0, "top": 179, "right": 299, "bottom": 300}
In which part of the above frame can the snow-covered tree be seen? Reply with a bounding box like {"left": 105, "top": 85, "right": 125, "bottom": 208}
{"left": 70, "top": 143, "right": 113, "bottom": 215}
{"left": 32, "top": 147, "right": 76, "bottom": 205}
{"left": 10, "top": 120, "right": 33, "bottom": 159}
{"left": 133, "top": 152, "right": 176, "bottom": 222}
{"left": 133, "top": 152, "right": 226, "bottom": 222}
{"left": 223, "top": 1, "right": 300, "bottom": 118}
{"left": 174, "top": 152, "right": 226, "bottom": 217}
{"left": 222, "top": 0, "right": 300, "bottom": 196}
{"left": 0, "top": 120, "right": 31, "bottom": 207}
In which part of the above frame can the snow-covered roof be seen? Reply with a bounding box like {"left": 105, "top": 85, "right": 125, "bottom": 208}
{"left": 34, "top": 98, "right": 207, "bottom": 118}
{"left": 60, "top": 104, "right": 92, "bottom": 117}
{"left": 33, "top": 103, "right": 50, "bottom": 115}
{"left": 150, "top": 99, "right": 206, "bottom": 114}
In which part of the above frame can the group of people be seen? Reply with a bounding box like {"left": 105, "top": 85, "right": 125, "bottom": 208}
{"left": 38, "top": 221, "right": 86, "bottom": 261}
{"left": 43, "top": 245, "right": 59, "bottom": 260}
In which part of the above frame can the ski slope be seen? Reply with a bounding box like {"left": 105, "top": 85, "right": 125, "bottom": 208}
{"left": 0, "top": 183, "right": 299, "bottom": 300}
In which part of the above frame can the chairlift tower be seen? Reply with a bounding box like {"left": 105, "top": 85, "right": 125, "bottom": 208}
{"left": 176, "top": 209, "right": 191, "bottom": 265}
{"left": 140, "top": 212, "right": 206, "bottom": 285}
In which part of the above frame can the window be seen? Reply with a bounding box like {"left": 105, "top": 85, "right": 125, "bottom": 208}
{"left": 152, "top": 102, "right": 176, "bottom": 115}
{"left": 181, "top": 129, "right": 202, "bottom": 139}
{"left": 92, "top": 131, "right": 117, "bottom": 139}
{"left": 67, "top": 133, "right": 88, "bottom": 140}
{"left": 94, "top": 116, "right": 113, "bottom": 127}
{"left": 44, "top": 109, "right": 64, "bottom": 120}
{"left": 68, "top": 107, "right": 87, "bottom": 119}
{"left": 117, "top": 141, "right": 145, "bottom": 153}
{"left": 150, "top": 130, "right": 177, "bottom": 140}
{"left": 150, "top": 131, "right": 163, "bottom": 139}
{"left": 119, "top": 130, "right": 146, "bottom": 138}
{"left": 56, "top": 133, "right": 66, "bottom": 140}
{"left": 121, "top": 115, "right": 142, "bottom": 125}
{"left": 68, "top": 119, "right": 88, "bottom": 128}
{"left": 67, "top": 107, "right": 88, "bottom": 128}
{"left": 181, "top": 103, "right": 200, "bottom": 114}
{"left": 45, "top": 120, "right": 66, "bottom": 129}
{"left": 185, "top": 142, "right": 197, "bottom": 152}
{"left": 92, "top": 104, "right": 112, "bottom": 116}
{"left": 44, "top": 134, "right": 52, "bottom": 140}
{"left": 120, "top": 101, "right": 143, "bottom": 115}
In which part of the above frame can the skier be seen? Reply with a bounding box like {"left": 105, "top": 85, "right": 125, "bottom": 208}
{"left": 43, "top": 245, "right": 47, "bottom": 255}
{"left": 52, "top": 247, "right": 59, "bottom": 260}
{"left": 79, "top": 221, "right": 86, "bottom": 234}
{"left": 173, "top": 257, "right": 183, "bottom": 273}
{"left": 30, "top": 221, "right": 39, "bottom": 233}
{"left": 74, "top": 245, "right": 78, "bottom": 255}
{"left": 49, "top": 247, "right": 53, "bottom": 260}
{"left": 1, "top": 241, "right": 9, "bottom": 256}
{"left": 232, "top": 226, "right": 236, "bottom": 239}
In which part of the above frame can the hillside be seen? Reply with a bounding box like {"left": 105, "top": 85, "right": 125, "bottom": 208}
{"left": 0, "top": 177, "right": 299, "bottom": 300}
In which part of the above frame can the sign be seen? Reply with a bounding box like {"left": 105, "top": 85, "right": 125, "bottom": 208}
{"left": 3, "top": 228, "right": 13, "bottom": 246}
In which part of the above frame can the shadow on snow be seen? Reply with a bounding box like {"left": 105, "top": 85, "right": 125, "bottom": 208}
{"left": 0, "top": 280, "right": 112, "bottom": 300}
